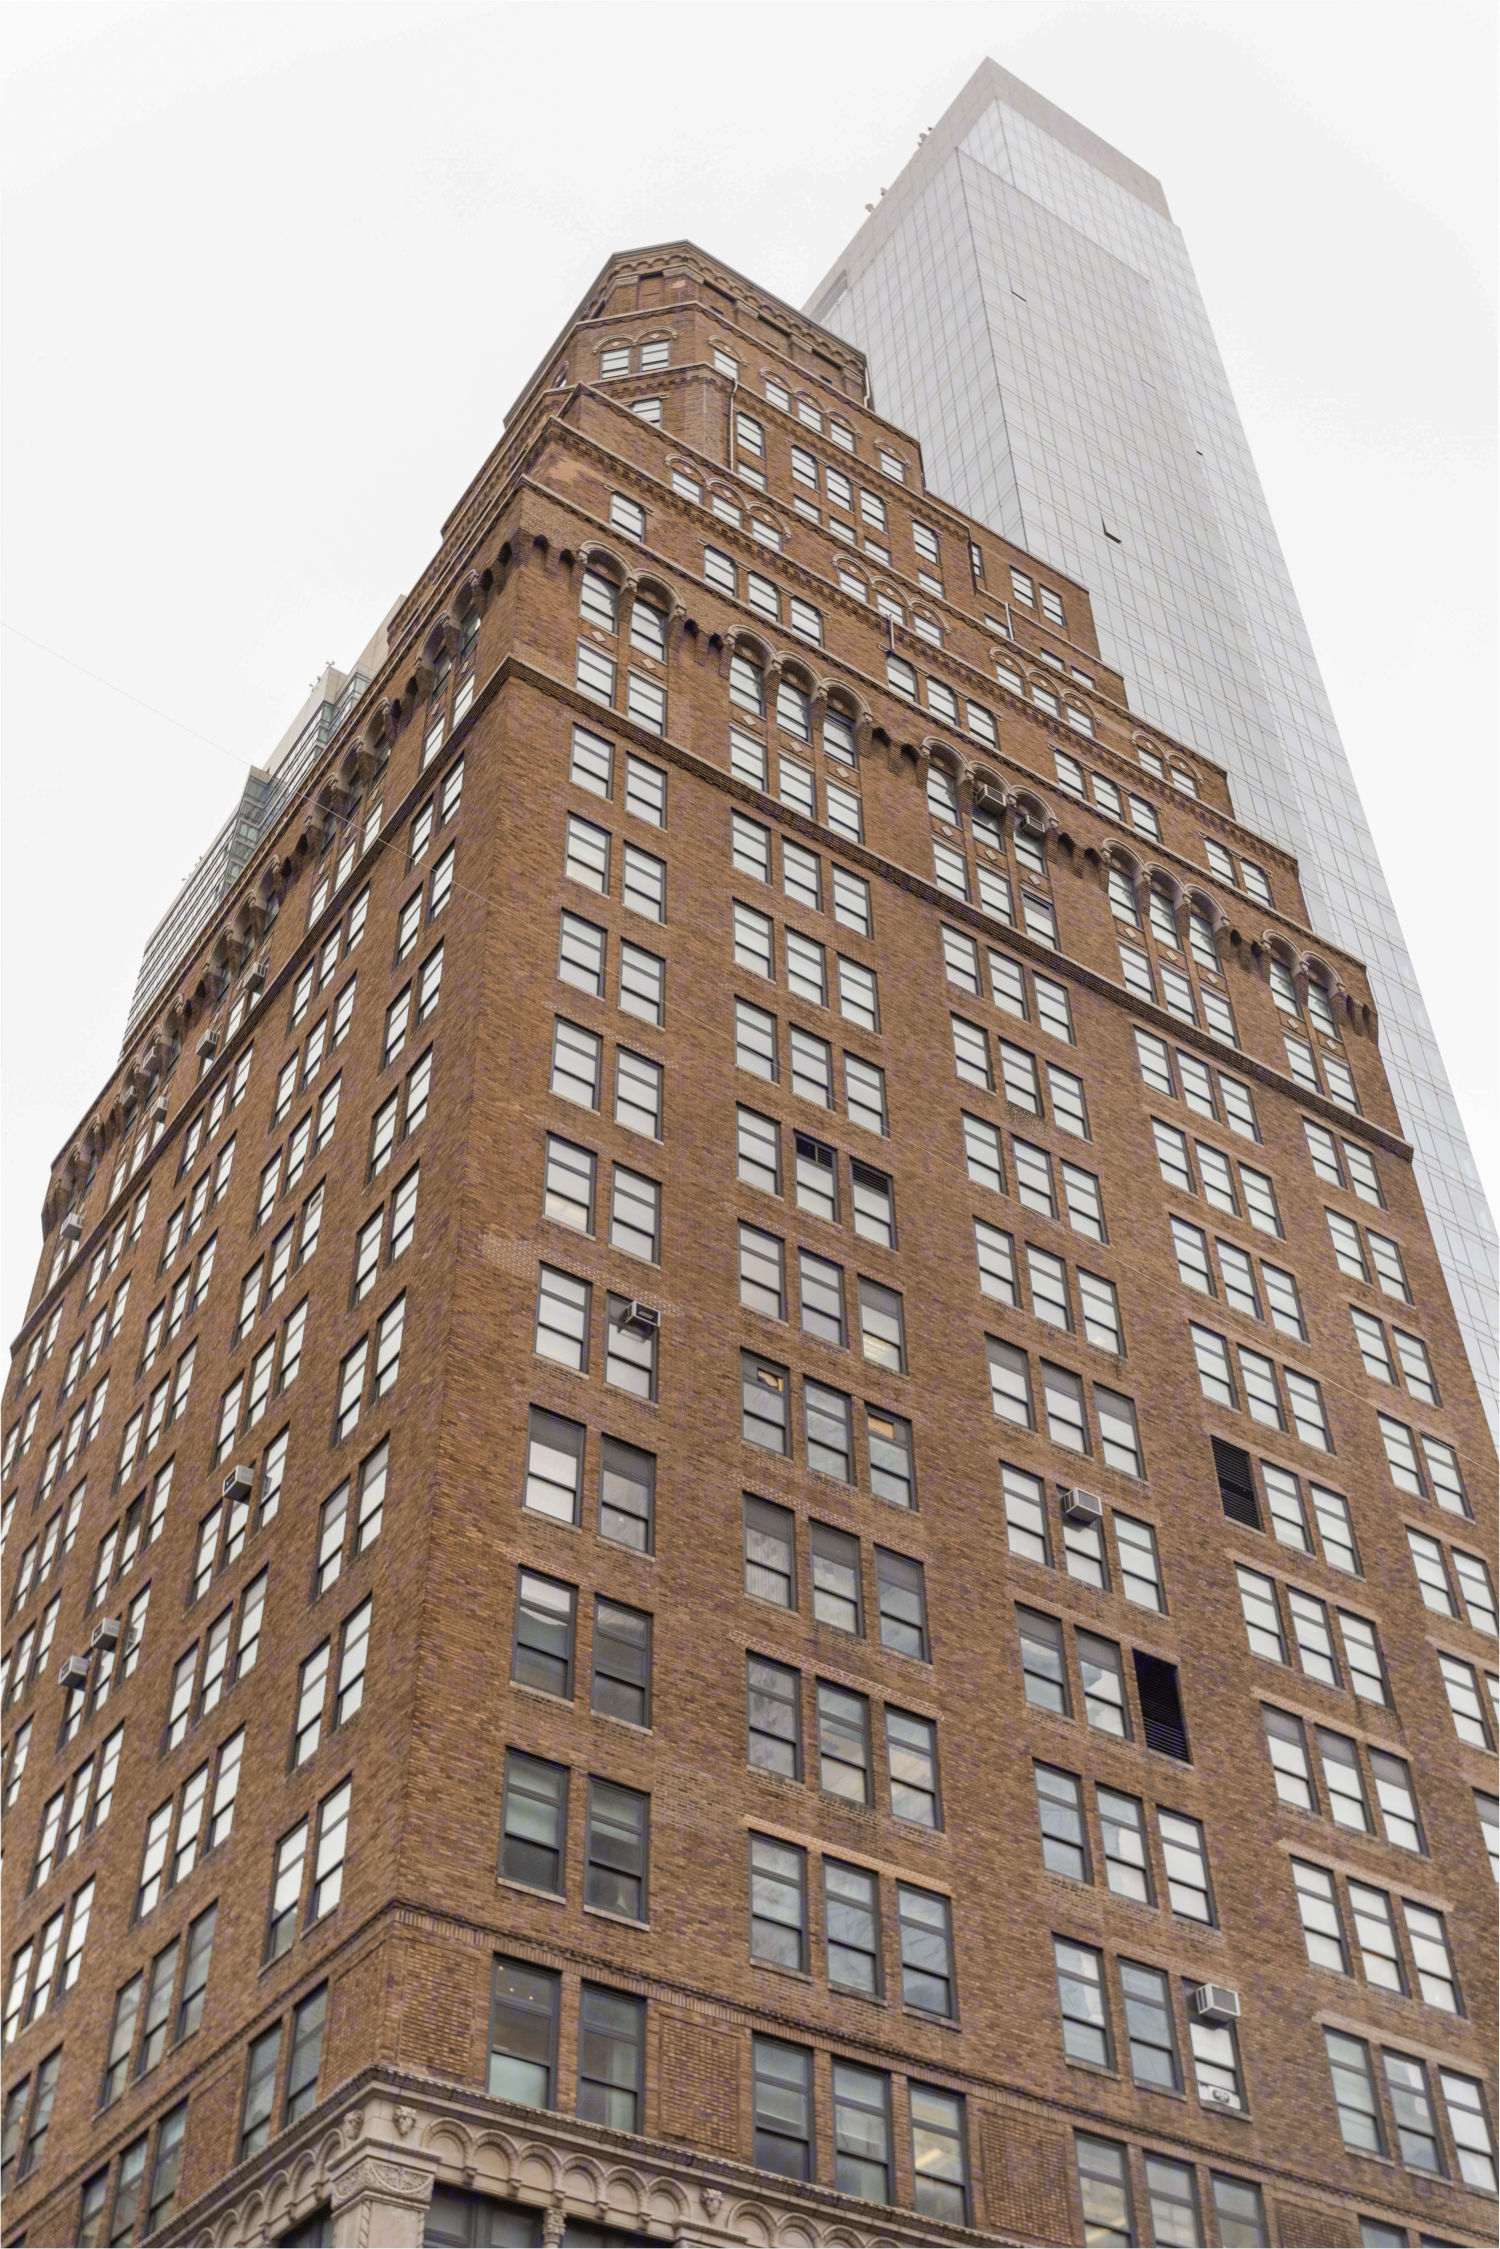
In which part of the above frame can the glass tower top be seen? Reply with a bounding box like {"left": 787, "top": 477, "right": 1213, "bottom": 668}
{"left": 807, "top": 59, "right": 1496, "bottom": 1419}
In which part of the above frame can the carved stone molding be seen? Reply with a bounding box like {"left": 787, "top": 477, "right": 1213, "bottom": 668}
{"left": 168, "top": 2075, "right": 1017, "bottom": 2248}
{"left": 329, "top": 2155, "right": 434, "bottom": 2211}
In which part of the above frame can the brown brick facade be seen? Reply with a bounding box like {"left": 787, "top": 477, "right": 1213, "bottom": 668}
{"left": 1, "top": 244, "right": 1493, "bottom": 2249}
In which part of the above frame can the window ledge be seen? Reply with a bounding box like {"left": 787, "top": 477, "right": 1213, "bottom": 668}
{"left": 497, "top": 1876, "right": 566, "bottom": 1907}
{"left": 582, "top": 1905, "right": 649, "bottom": 1931}
{"left": 750, "top": 1958, "right": 814, "bottom": 1986}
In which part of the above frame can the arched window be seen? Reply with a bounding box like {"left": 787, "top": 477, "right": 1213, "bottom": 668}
{"left": 1189, "top": 908, "right": 1219, "bottom": 975}
{"left": 1306, "top": 980, "right": 1339, "bottom": 1041}
{"left": 730, "top": 649, "right": 765, "bottom": 721}
{"left": 824, "top": 702, "right": 858, "bottom": 768}
{"left": 776, "top": 677, "right": 811, "bottom": 743}
{"left": 424, "top": 651, "right": 451, "bottom": 763}
{"left": 1148, "top": 886, "right": 1180, "bottom": 950}
{"left": 580, "top": 567, "right": 620, "bottom": 635}
{"left": 629, "top": 595, "right": 667, "bottom": 662}
{"left": 453, "top": 606, "right": 482, "bottom": 724}
{"left": 927, "top": 767, "right": 959, "bottom": 825}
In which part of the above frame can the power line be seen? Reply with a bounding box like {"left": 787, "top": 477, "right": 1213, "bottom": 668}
{"left": 2, "top": 621, "right": 247, "bottom": 771}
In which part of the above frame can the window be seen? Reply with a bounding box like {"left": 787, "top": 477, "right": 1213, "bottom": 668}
{"left": 283, "top": 1984, "right": 327, "bottom": 2128}
{"left": 750, "top": 1833, "right": 806, "bottom": 1968}
{"left": 1121, "top": 1958, "right": 1179, "bottom": 2090}
{"left": 898, "top": 1883, "right": 955, "bottom": 2016}
{"left": 1441, "top": 2068, "right": 1497, "bottom": 2190}
{"left": 888, "top": 1707, "right": 940, "bottom": 1828}
{"left": 1326, "top": 2030, "right": 1383, "bottom": 2153}
{"left": 746, "top": 1652, "right": 801, "bottom": 1777}
{"left": 832, "top": 2061, "right": 890, "bottom": 2203}
{"left": 614, "top": 1047, "right": 662, "bottom": 1137}
{"left": 1035, "top": 1764, "right": 1089, "bottom": 1881}
{"left": 875, "top": 1546, "right": 927, "bottom": 1659}
{"left": 499, "top": 1751, "right": 567, "bottom": 1893}
{"left": 584, "top": 1776, "right": 648, "bottom": 1920}
{"left": 488, "top": 1956, "right": 558, "bottom": 2106}
{"left": 1018, "top": 1606, "right": 1068, "bottom": 1713}
{"left": 574, "top": 1984, "right": 645, "bottom": 2135}
{"left": 609, "top": 492, "right": 645, "bottom": 541}
{"left": 523, "top": 1408, "right": 583, "bottom": 1524}
{"left": 1054, "top": 1936, "right": 1109, "bottom": 2065}
{"left": 1086, "top": 1785, "right": 1148, "bottom": 1903}
{"left": 1075, "top": 2135, "right": 1133, "bottom": 2247}
{"left": 753, "top": 2038, "right": 813, "bottom": 2180}
{"left": 591, "top": 1597, "right": 651, "bottom": 1727}
{"left": 816, "top": 1680, "right": 870, "bottom": 1802}
{"left": 1043, "top": 1361, "right": 1089, "bottom": 1453}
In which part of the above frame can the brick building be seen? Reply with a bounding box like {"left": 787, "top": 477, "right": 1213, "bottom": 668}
{"left": 1, "top": 243, "right": 1494, "bottom": 2248}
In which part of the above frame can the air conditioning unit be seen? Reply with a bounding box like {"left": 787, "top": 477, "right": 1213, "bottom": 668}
{"left": 90, "top": 1616, "right": 121, "bottom": 1652}
{"left": 973, "top": 781, "right": 1005, "bottom": 809}
{"left": 1061, "top": 1486, "right": 1104, "bottom": 1526}
{"left": 57, "top": 1654, "right": 91, "bottom": 1690}
{"left": 60, "top": 1213, "right": 82, "bottom": 1243}
{"left": 245, "top": 965, "right": 266, "bottom": 997}
{"left": 1203, "top": 2086, "right": 1242, "bottom": 2111}
{"left": 222, "top": 1464, "right": 254, "bottom": 1504}
{"left": 619, "top": 1300, "right": 660, "bottom": 1338}
{"left": 151, "top": 1098, "right": 169, "bottom": 1125}
{"left": 196, "top": 1030, "right": 219, "bottom": 1060}
{"left": 1190, "top": 1983, "right": 1241, "bottom": 2024}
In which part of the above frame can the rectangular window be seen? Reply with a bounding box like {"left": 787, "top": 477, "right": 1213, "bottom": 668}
{"left": 1120, "top": 1958, "right": 1179, "bottom": 2091}
{"left": 1018, "top": 1606, "right": 1068, "bottom": 1713}
{"left": 816, "top": 1679, "right": 870, "bottom": 1802}
{"left": 735, "top": 999, "right": 777, "bottom": 1082}
{"left": 591, "top": 1598, "right": 651, "bottom": 1726}
{"left": 488, "top": 1956, "right": 559, "bottom": 2106}
{"left": 1440, "top": 2068, "right": 1497, "bottom": 2190}
{"left": 576, "top": 1984, "right": 645, "bottom": 2133}
{"left": 614, "top": 1048, "right": 663, "bottom": 1138}
{"left": 804, "top": 1379, "right": 853, "bottom": 1479}
{"left": 753, "top": 2038, "right": 813, "bottom": 2180}
{"left": 584, "top": 1777, "right": 648, "bottom": 1920}
{"left": 749, "top": 1832, "right": 806, "bottom": 1968}
{"left": 1054, "top": 1936, "right": 1110, "bottom": 2066}
{"left": 524, "top": 1407, "right": 584, "bottom": 1525}
{"left": 888, "top": 1708, "right": 941, "bottom": 1828}
{"left": 1325, "top": 2030, "right": 1384, "bottom": 2153}
{"left": 1075, "top": 2135, "right": 1134, "bottom": 2246}
{"left": 499, "top": 1751, "right": 568, "bottom": 1893}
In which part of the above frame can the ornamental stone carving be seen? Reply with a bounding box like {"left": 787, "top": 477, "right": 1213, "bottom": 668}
{"left": 329, "top": 2158, "right": 434, "bottom": 2211}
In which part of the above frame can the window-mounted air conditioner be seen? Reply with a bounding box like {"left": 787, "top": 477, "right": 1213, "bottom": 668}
{"left": 90, "top": 1616, "right": 121, "bottom": 1652}
{"left": 57, "top": 1654, "right": 91, "bottom": 1690}
{"left": 1190, "top": 1983, "right": 1240, "bottom": 2024}
{"left": 619, "top": 1300, "right": 660, "bottom": 1338}
{"left": 1061, "top": 1486, "right": 1104, "bottom": 1526}
{"left": 222, "top": 1464, "right": 254, "bottom": 1504}
{"left": 60, "top": 1213, "right": 82, "bottom": 1243}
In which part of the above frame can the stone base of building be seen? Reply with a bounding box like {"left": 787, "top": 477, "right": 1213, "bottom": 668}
{"left": 160, "top": 2070, "right": 1019, "bottom": 2247}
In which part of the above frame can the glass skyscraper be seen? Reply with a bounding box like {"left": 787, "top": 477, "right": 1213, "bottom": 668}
{"left": 807, "top": 57, "right": 1496, "bottom": 1417}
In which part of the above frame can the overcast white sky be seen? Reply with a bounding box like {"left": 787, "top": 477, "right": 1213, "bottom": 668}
{"left": 3, "top": 0, "right": 1495, "bottom": 1345}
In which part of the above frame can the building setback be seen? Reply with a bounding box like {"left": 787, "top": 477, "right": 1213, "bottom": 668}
{"left": 1, "top": 243, "right": 1495, "bottom": 2249}
{"left": 805, "top": 59, "right": 1499, "bottom": 1426}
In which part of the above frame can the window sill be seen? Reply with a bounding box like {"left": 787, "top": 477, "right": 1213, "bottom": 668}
{"left": 582, "top": 1905, "right": 649, "bottom": 1932}
{"left": 508, "top": 1678, "right": 573, "bottom": 1711}
{"left": 590, "top": 1709, "right": 653, "bottom": 1737}
{"left": 750, "top": 1958, "right": 814, "bottom": 1986}
{"left": 497, "top": 1876, "right": 566, "bottom": 1907}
